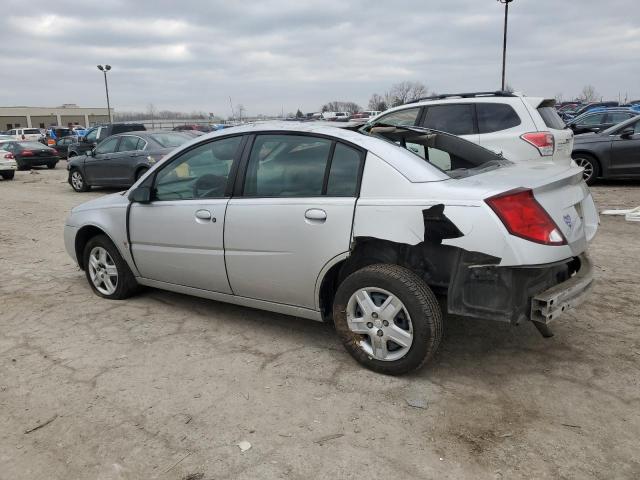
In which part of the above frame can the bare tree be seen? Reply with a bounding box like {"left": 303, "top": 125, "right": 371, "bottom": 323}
{"left": 321, "top": 101, "right": 362, "bottom": 113}
{"left": 382, "top": 81, "right": 428, "bottom": 107}
{"left": 578, "top": 85, "right": 599, "bottom": 103}
{"left": 554, "top": 93, "right": 564, "bottom": 104}
{"left": 368, "top": 93, "right": 387, "bottom": 111}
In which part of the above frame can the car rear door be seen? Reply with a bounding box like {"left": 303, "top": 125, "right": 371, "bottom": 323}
{"left": 608, "top": 119, "right": 640, "bottom": 176}
{"left": 109, "top": 135, "right": 145, "bottom": 185}
{"left": 224, "top": 133, "right": 364, "bottom": 309}
{"left": 129, "top": 135, "right": 244, "bottom": 292}
{"left": 83, "top": 136, "right": 120, "bottom": 185}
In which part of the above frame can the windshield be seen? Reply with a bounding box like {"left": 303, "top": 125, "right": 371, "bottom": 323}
{"left": 367, "top": 125, "right": 511, "bottom": 179}
{"left": 150, "top": 132, "right": 191, "bottom": 148}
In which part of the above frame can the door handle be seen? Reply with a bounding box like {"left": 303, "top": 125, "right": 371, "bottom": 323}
{"left": 305, "top": 208, "right": 327, "bottom": 221}
{"left": 195, "top": 209, "right": 213, "bottom": 221}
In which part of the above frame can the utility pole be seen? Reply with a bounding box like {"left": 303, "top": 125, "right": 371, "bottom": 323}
{"left": 497, "top": 0, "right": 514, "bottom": 91}
{"left": 97, "top": 65, "right": 112, "bottom": 123}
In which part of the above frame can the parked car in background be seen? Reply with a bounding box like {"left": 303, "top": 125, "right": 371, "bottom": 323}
{"left": 0, "top": 141, "right": 60, "bottom": 170}
{"left": 363, "top": 91, "right": 573, "bottom": 164}
{"left": 46, "top": 126, "right": 73, "bottom": 145}
{"left": 566, "top": 108, "right": 638, "bottom": 134}
{"left": 6, "top": 128, "right": 44, "bottom": 142}
{"left": 67, "top": 123, "right": 146, "bottom": 158}
{"left": 0, "top": 147, "right": 17, "bottom": 180}
{"left": 173, "top": 124, "right": 213, "bottom": 133}
{"left": 54, "top": 136, "right": 79, "bottom": 159}
{"left": 564, "top": 101, "right": 619, "bottom": 121}
{"left": 572, "top": 115, "right": 640, "bottom": 185}
{"left": 64, "top": 122, "right": 597, "bottom": 374}
{"left": 352, "top": 111, "right": 381, "bottom": 120}
{"left": 67, "top": 131, "right": 191, "bottom": 192}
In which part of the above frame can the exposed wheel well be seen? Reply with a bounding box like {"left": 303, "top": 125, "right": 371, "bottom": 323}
{"left": 318, "top": 237, "right": 460, "bottom": 321}
{"left": 135, "top": 166, "right": 149, "bottom": 179}
{"left": 572, "top": 150, "right": 601, "bottom": 170}
{"left": 75, "top": 226, "right": 108, "bottom": 270}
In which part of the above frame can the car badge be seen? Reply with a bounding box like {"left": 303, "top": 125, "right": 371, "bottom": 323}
{"left": 563, "top": 214, "right": 573, "bottom": 229}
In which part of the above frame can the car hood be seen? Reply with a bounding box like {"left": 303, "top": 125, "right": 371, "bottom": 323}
{"left": 71, "top": 192, "right": 128, "bottom": 213}
{"left": 573, "top": 132, "right": 609, "bottom": 144}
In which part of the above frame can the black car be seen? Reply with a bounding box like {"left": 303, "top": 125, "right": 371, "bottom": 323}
{"left": 67, "top": 131, "right": 191, "bottom": 192}
{"left": 0, "top": 141, "right": 60, "bottom": 170}
{"left": 53, "top": 136, "right": 79, "bottom": 159}
{"left": 566, "top": 109, "right": 637, "bottom": 134}
{"left": 67, "top": 123, "right": 146, "bottom": 158}
{"left": 572, "top": 115, "right": 640, "bottom": 185}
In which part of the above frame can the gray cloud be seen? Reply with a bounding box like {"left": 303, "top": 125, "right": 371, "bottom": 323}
{"left": 0, "top": 0, "right": 638, "bottom": 116}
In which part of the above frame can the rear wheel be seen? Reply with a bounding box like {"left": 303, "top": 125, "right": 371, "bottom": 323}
{"left": 572, "top": 153, "right": 599, "bottom": 185}
{"left": 332, "top": 264, "right": 443, "bottom": 375}
{"left": 1, "top": 171, "right": 15, "bottom": 180}
{"left": 83, "top": 234, "right": 138, "bottom": 300}
{"left": 70, "top": 169, "right": 90, "bottom": 192}
{"left": 16, "top": 160, "right": 29, "bottom": 171}
{"left": 47, "top": 162, "right": 57, "bottom": 169}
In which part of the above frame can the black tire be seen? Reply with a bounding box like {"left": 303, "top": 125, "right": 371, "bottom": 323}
{"left": 332, "top": 264, "right": 443, "bottom": 375}
{"left": 68, "top": 152, "right": 77, "bottom": 158}
{"left": 83, "top": 234, "right": 138, "bottom": 300}
{"left": 47, "top": 162, "right": 57, "bottom": 169}
{"left": 70, "top": 169, "right": 90, "bottom": 192}
{"left": 135, "top": 167, "right": 149, "bottom": 181}
{"left": 1, "top": 171, "right": 15, "bottom": 180}
{"left": 16, "top": 160, "right": 29, "bottom": 171}
{"left": 572, "top": 153, "right": 599, "bottom": 186}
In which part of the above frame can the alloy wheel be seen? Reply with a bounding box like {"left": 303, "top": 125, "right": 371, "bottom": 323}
{"left": 88, "top": 246, "right": 118, "bottom": 295}
{"left": 346, "top": 287, "right": 413, "bottom": 361}
{"left": 574, "top": 157, "right": 594, "bottom": 183}
{"left": 71, "top": 171, "right": 84, "bottom": 191}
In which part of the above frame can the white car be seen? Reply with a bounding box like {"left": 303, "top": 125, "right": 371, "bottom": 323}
{"left": 0, "top": 149, "right": 17, "bottom": 180}
{"left": 365, "top": 91, "right": 573, "bottom": 165}
{"left": 64, "top": 122, "right": 597, "bottom": 374}
{"left": 6, "top": 127, "right": 44, "bottom": 142}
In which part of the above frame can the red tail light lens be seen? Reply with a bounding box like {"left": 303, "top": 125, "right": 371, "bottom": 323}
{"left": 520, "top": 132, "right": 554, "bottom": 156}
{"left": 21, "top": 149, "right": 34, "bottom": 156}
{"left": 485, "top": 188, "right": 566, "bottom": 246}
{"left": 4, "top": 152, "right": 14, "bottom": 159}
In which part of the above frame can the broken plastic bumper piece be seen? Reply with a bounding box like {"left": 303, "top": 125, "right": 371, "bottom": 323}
{"left": 530, "top": 254, "right": 593, "bottom": 325}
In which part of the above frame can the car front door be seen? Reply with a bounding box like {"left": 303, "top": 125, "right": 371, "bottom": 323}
{"left": 129, "top": 135, "right": 244, "bottom": 292}
{"left": 224, "top": 133, "right": 364, "bottom": 309}
{"left": 83, "top": 136, "right": 120, "bottom": 185}
{"left": 110, "top": 135, "right": 145, "bottom": 185}
{"left": 609, "top": 119, "right": 640, "bottom": 176}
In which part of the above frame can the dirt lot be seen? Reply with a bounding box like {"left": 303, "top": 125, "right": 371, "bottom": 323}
{"left": 0, "top": 163, "right": 639, "bottom": 480}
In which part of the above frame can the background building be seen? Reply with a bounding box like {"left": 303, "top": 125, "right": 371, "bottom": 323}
{"left": 0, "top": 105, "right": 110, "bottom": 130}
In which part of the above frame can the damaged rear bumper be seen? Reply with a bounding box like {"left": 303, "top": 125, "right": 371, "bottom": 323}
{"left": 530, "top": 254, "right": 593, "bottom": 325}
{"left": 448, "top": 253, "right": 593, "bottom": 325}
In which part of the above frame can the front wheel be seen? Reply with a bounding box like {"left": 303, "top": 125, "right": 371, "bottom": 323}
{"left": 572, "top": 154, "right": 599, "bottom": 186}
{"left": 47, "top": 162, "right": 57, "bottom": 169}
{"left": 1, "top": 171, "right": 15, "bottom": 180}
{"left": 70, "top": 169, "right": 90, "bottom": 192}
{"left": 83, "top": 234, "right": 138, "bottom": 300}
{"left": 333, "top": 264, "right": 443, "bottom": 375}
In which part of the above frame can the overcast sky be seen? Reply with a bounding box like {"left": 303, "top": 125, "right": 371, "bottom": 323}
{"left": 1, "top": 0, "right": 638, "bottom": 116}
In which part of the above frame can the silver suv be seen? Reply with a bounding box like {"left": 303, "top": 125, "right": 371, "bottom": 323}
{"left": 64, "top": 122, "right": 597, "bottom": 374}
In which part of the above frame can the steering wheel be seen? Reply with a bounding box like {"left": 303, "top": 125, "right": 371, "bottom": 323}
{"left": 193, "top": 174, "right": 226, "bottom": 198}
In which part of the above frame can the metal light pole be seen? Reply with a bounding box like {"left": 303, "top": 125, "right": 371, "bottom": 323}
{"left": 97, "top": 65, "right": 112, "bottom": 123}
{"left": 497, "top": 0, "right": 514, "bottom": 91}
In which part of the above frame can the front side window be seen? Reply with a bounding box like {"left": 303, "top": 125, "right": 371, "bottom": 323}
{"left": 607, "top": 112, "right": 634, "bottom": 124}
{"left": 374, "top": 108, "right": 420, "bottom": 127}
{"left": 95, "top": 137, "right": 119, "bottom": 154}
{"left": 421, "top": 104, "right": 475, "bottom": 135}
{"left": 243, "top": 135, "right": 332, "bottom": 197}
{"left": 118, "top": 136, "right": 139, "bottom": 152}
{"left": 154, "top": 136, "right": 242, "bottom": 201}
{"left": 477, "top": 103, "right": 521, "bottom": 133}
{"left": 85, "top": 128, "right": 98, "bottom": 142}
{"left": 580, "top": 113, "right": 606, "bottom": 126}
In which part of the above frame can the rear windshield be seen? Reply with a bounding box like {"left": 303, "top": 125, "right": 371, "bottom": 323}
{"left": 369, "top": 126, "right": 511, "bottom": 179}
{"left": 113, "top": 125, "right": 146, "bottom": 134}
{"left": 150, "top": 132, "right": 190, "bottom": 148}
{"left": 20, "top": 142, "right": 50, "bottom": 149}
{"left": 537, "top": 107, "right": 566, "bottom": 130}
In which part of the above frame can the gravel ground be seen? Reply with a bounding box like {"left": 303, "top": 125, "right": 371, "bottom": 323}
{"left": 1, "top": 163, "right": 639, "bottom": 479}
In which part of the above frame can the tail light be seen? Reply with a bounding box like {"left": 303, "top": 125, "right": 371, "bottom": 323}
{"left": 520, "top": 132, "right": 554, "bottom": 156}
{"left": 21, "top": 149, "right": 34, "bottom": 156}
{"left": 485, "top": 188, "right": 566, "bottom": 246}
{"left": 4, "top": 152, "right": 14, "bottom": 159}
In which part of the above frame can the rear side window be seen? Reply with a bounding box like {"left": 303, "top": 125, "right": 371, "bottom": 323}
{"left": 580, "top": 113, "right": 606, "bottom": 125}
{"left": 326, "top": 143, "right": 362, "bottom": 196}
{"left": 477, "top": 103, "right": 521, "bottom": 133}
{"left": 244, "top": 135, "right": 332, "bottom": 197}
{"left": 118, "top": 136, "right": 139, "bottom": 152}
{"left": 375, "top": 108, "right": 420, "bottom": 127}
{"left": 421, "top": 104, "right": 475, "bottom": 135}
{"left": 537, "top": 106, "right": 565, "bottom": 130}
{"left": 607, "top": 112, "right": 634, "bottom": 123}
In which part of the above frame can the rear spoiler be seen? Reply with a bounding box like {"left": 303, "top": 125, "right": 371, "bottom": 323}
{"left": 526, "top": 97, "right": 556, "bottom": 109}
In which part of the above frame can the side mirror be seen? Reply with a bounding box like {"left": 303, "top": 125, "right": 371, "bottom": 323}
{"left": 128, "top": 185, "right": 151, "bottom": 203}
{"left": 620, "top": 128, "right": 635, "bottom": 139}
